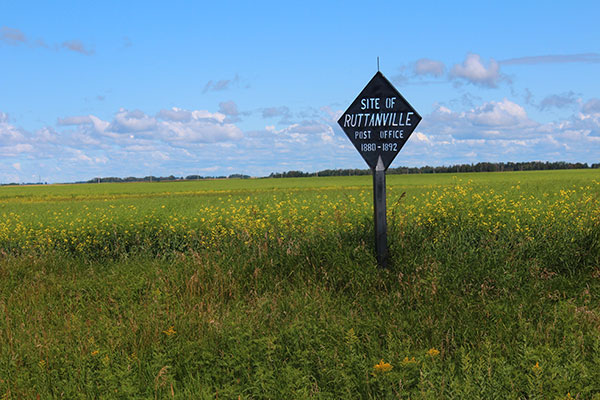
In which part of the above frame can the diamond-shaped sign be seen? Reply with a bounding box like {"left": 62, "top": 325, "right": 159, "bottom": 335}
{"left": 338, "top": 71, "right": 421, "bottom": 170}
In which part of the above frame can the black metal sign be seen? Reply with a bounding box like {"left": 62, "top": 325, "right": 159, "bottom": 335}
{"left": 338, "top": 71, "right": 421, "bottom": 170}
{"left": 338, "top": 71, "right": 421, "bottom": 268}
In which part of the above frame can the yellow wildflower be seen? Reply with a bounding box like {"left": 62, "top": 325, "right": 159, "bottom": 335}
{"left": 91, "top": 350, "right": 99, "bottom": 356}
{"left": 373, "top": 359, "right": 393, "bottom": 373}
{"left": 402, "top": 356, "right": 417, "bottom": 365}
{"left": 427, "top": 348, "right": 440, "bottom": 357}
{"left": 532, "top": 361, "right": 541, "bottom": 373}
{"left": 163, "top": 326, "right": 176, "bottom": 336}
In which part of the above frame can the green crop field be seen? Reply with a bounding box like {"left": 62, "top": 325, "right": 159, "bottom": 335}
{"left": 1, "top": 170, "right": 600, "bottom": 399}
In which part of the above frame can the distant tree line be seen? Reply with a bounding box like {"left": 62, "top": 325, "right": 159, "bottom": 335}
{"left": 80, "top": 174, "right": 250, "bottom": 184}
{"left": 0, "top": 181, "right": 48, "bottom": 186}
{"left": 269, "top": 161, "right": 599, "bottom": 178}
{"left": 4, "top": 161, "right": 595, "bottom": 186}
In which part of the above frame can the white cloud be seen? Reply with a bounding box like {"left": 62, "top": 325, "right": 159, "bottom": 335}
{"left": 156, "top": 108, "right": 193, "bottom": 122}
{"left": 189, "top": 110, "right": 226, "bottom": 123}
{"left": 89, "top": 115, "right": 110, "bottom": 133}
{"left": 566, "top": 109, "right": 600, "bottom": 137}
{"left": 199, "top": 166, "right": 220, "bottom": 172}
{"left": 1, "top": 144, "right": 33, "bottom": 157}
{"left": 151, "top": 151, "right": 169, "bottom": 161}
{"left": 12, "top": 162, "right": 21, "bottom": 170}
{"left": 414, "top": 58, "right": 445, "bottom": 77}
{"left": 0, "top": 116, "right": 27, "bottom": 145}
{"left": 35, "top": 127, "right": 60, "bottom": 143}
{"left": 156, "top": 108, "right": 226, "bottom": 124}
{"left": 109, "top": 109, "right": 157, "bottom": 133}
{"left": 406, "top": 97, "right": 600, "bottom": 167}
{"left": 582, "top": 98, "right": 600, "bottom": 115}
{"left": 159, "top": 118, "right": 242, "bottom": 143}
{"left": 414, "top": 132, "right": 431, "bottom": 144}
{"left": 73, "top": 150, "right": 93, "bottom": 163}
{"left": 423, "top": 99, "right": 536, "bottom": 140}
{"left": 0, "top": 106, "right": 250, "bottom": 181}
{"left": 450, "top": 53, "right": 503, "bottom": 88}
{"left": 3, "top": 98, "right": 599, "bottom": 183}
{"left": 467, "top": 99, "right": 531, "bottom": 127}
{"left": 56, "top": 107, "right": 242, "bottom": 146}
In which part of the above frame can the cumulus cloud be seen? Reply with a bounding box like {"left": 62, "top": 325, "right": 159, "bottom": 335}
{"left": 250, "top": 118, "right": 345, "bottom": 164}
{"left": 35, "top": 127, "right": 60, "bottom": 143}
{"left": 501, "top": 53, "right": 600, "bottom": 65}
{"left": 0, "top": 114, "right": 34, "bottom": 158}
{"left": 397, "top": 54, "right": 507, "bottom": 87}
{"left": 4, "top": 98, "right": 600, "bottom": 183}
{"left": 414, "top": 58, "right": 445, "bottom": 77}
{"left": 159, "top": 108, "right": 226, "bottom": 123}
{"left": 450, "top": 53, "right": 503, "bottom": 88}
{"left": 405, "top": 108, "right": 599, "bottom": 167}
{"left": 467, "top": 99, "right": 532, "bottom": 127}
{"left": 80, "top": 107, "right": 240, "bottom": 143}
{"left": 399, "top": 97, "right": 599, "bottom": 169}
{"left": 0, "top": 115, "right": 27, "bottom": 145}
{"left": 156, "top": 108, "right": 193, "bottom": 122}
{"left": 89, "top": 116, "right": 110, "bottom": 134}
{"left": 1, "top": 105, "right": 253, "bottom": 182}
{"left": 54, "top": 107, "right": 243, "bottom": 152}
{"left": 159, "top": 115, "right": 242, "bottom": 143}
{"left": 109, "top": 109, "right": 157, "bottom": 133}
{"left": 423, "top": 99, "right": 536, "bottom": 140}
{"left": 1, "top": 144, "right": 33, "bottom": 157}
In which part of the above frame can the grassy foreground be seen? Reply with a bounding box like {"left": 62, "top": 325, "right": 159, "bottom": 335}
{"left": 1, "top": 170, "right": 600, "bottom": 399}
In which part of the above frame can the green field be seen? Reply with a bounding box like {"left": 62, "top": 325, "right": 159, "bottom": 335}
{"left": 1, "top": 170, "right": 599, "bottom": 398}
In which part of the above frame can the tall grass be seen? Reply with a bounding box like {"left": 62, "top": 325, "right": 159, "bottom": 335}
{"left": 0, "top": 170, "right": 599, "bottom": 398}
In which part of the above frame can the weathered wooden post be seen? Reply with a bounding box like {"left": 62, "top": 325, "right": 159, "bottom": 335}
{"left": 338, "top": 71, "right": 421, "bottom": 268}
{"left": 373, "top": 155, "right": 388, "bottom": 268}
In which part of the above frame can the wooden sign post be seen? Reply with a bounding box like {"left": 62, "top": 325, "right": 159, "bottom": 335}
{"left": 373, "top": 155, "right": 388, "bottom": 268}
{"left": 338, "top": 71, "right": 421, "bottom": 268}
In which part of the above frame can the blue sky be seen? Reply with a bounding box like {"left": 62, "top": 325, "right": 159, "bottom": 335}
{"left": 1, "top": 0, "right": 599, "bottom": 183}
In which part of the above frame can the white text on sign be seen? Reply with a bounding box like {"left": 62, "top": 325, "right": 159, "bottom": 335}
{"left": 343, "top": 109, "right": 414, "bottom": 128}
